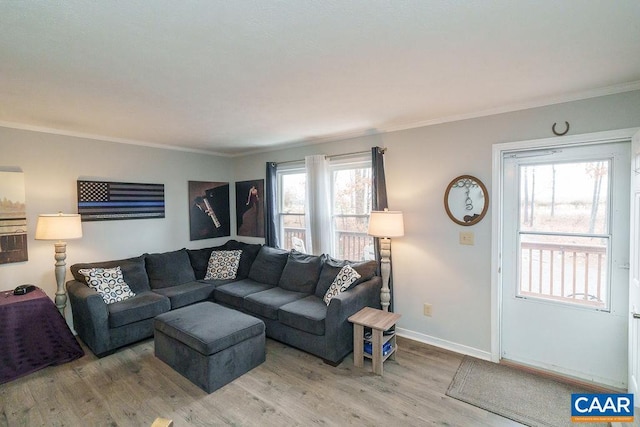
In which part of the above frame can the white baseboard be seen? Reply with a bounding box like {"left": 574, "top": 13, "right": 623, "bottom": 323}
{"left": 396, "top": 327, "right": 492, "bottom": 361}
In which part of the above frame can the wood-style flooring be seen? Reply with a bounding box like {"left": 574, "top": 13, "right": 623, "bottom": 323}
{"left": 0, "top": 336, "right": 522, "bottom": 426}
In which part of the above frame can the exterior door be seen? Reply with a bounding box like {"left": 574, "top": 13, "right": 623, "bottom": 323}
{"left": 629, "top": 129, "right": 640, "bottom": 401}
{"left": 501, "top": 141, "right": 630, "bottom": 388}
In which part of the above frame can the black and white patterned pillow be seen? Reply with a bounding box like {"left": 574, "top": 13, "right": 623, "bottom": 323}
{"left": 204, "top": 250, "right": 242, "bottom": 280}
{"left": 78, "top": 266, "right": 136, "bottom": 304}
{"left": 323, "top": 264, "right": 361, "bottom": 305}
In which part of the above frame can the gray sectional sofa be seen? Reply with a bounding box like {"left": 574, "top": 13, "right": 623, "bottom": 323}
{"left": 66, "top": 240, "right": 382, "bottom": 364}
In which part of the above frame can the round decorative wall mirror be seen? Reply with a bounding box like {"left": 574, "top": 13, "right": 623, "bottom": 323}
{"left": 444, "top": 175, "right": 489, "bottom": 226}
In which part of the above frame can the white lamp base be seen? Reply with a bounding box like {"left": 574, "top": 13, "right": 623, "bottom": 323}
{"left": 379, "top": 237, "right": 391, "bottom": 312}
{"left": 53, "top": 242, "right": 67, "bottom": 315}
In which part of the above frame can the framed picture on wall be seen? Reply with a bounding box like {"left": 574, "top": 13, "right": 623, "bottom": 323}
{"left": 0, "top": 171, "right": 28, "bottom": 264}
{"left": 188, "top": 181, "right": 230, "bottom": 241}
{"left": 235, "top": 179, "right": 265, "bottom": 238}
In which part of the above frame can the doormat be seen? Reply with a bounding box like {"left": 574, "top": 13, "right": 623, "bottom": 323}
{"left": 446, "top": 356, "right": 609, "bottom": 427}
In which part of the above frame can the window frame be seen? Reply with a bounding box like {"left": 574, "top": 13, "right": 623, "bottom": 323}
{"left": 328, "top": 155, "right": 373, "bottom": 260}
{"left": 276, "top": 162, "right": 305, "bottom": 251}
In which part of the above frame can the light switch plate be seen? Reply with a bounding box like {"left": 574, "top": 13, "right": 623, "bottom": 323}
{"left": 459, "top": 231, "right": 474, "bottom": 245}
{"left": 423, "top": 303, "right": 432, "bottom": 317}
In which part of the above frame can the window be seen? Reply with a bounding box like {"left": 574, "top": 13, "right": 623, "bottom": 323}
{"left": 517, "top": 159, "right": 611, "bottom": 309}
{"left": 277, "top": 165, "right": 306, "bottom": 252}
{"left": 276, "top": 155, "right": 373, "bottom": 260}
{"left": 330, "top": 158, "right": 373, "bottom": 260}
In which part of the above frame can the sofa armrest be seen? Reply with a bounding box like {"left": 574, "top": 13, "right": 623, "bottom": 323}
{"left": 66, "top": 280, "right": 111, "bottom": 355}
{"left": 326, "top": 276, "right": 382, "bottom": 328}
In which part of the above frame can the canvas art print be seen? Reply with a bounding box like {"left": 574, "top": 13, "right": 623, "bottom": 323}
{"left": 0, "top": 171, "right": 28, "bottom": 264}
{"left": 189, "top": 181, "right": 231, "bottom": 240}
{"left": 235, "top": 179, "right": 264, "bottom": 237}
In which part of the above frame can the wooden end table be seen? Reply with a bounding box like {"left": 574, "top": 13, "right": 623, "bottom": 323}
{"left": 348, "top": 307, "right": 401, "bottom": 375}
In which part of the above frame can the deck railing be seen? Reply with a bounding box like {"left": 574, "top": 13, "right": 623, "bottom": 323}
{"left": 283, "top": 228, "right": 372, "bottom": 261}
{"left": 520, "top": 241, "right": 607, "bottom": 308}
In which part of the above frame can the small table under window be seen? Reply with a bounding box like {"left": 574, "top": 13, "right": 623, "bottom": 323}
{"left": 348, "top": 307, "right": 401, "bottom": 376}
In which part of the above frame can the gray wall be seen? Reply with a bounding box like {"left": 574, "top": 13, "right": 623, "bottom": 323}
{"left": 232, "top": 90, "right": 640, "bottom": 356}
{"left": 1, "top": 90, "right": 639, "bottom": 353}
{"left": 0, "top": 128, "right": 232, "bottom": 325}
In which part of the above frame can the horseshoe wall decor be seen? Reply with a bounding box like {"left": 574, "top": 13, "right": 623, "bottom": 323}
{"left": 552, "top": 121, "right": 570, "bottom": 136}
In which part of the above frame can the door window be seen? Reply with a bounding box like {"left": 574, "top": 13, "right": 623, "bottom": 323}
{"left": 517, "top": 160, "right": 611, "bottom": 309}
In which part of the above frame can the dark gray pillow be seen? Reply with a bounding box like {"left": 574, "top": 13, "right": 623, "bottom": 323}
{"left": 225, "top": 240, "right": 262, "bottom": 280}
{"left": 351, "top": 260, "right": 378, "bottom": 285}
{"left": 247, "top": 246, "right": 289, "bottom": 285}
{"left": 278, "top": 250, "right": 324, "bottom": 294}
{"left": 314, "top": 257, "right": 348, "bottom": 298}
{"left": 314, "top": 257, "right": 378, "bottom": 298}
{"left": 145, "top": 249, "right": 196, "bottom": 289}
{"left": 70, "top": 255, "right": 151, "bottom": 294}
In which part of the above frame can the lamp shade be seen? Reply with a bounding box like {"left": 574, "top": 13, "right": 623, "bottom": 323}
{"left": 35, "top": 213, "right": 83, "bottom": 240}
{"left": 367, "top": 210, "right": 404, "bottom": 238}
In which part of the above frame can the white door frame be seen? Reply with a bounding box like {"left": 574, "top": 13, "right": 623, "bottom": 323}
{"left": 491, "top": 128, "right": 640, "bottom": 363}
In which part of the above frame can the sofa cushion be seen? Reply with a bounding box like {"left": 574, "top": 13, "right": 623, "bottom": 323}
{"left": 77, "top": 266, "right": 136, "bottom": 304}
{"left": 323, "top": 265, "right": 360, "bottom": 305}
{"left": 278, "top": 295, "right": 327, "bottom": 336}
{"left": 243, "top": 287, "right": 308, "bottom": 320}
{"left": 152, "top": 280, "right": 227, "bottom": 309}
{"left": 108, "top": 291, "right": 170, "bottom": 328}
{"left": 187, "top": 243, "right": 227, "bottom": 280}
{"left": 224, "top": 240, "right": 262, "bottom": 280}
{"left": 247, "top": 246, "right": 289, "bottom": 285}
{"left": 278, "top": 250, "right": 324, "bottom": 294}
{"left": 204, "top": 250, "right": 242, "bottom": 280}
{"left": 214, "top": 278, "right": 274, "bottom": 309}
{"left": 145, "top": 249, "right": 196, "bottom": 289}
{"left": 315, "top": 257, "right": 377, "bottom": 298}
{"left": 71, "top": 255, "right": 151, "bottom": 294}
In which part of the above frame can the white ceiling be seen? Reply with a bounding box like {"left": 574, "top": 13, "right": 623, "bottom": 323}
{"left": 1, "top": 1, "right": 639, "bottom": 156}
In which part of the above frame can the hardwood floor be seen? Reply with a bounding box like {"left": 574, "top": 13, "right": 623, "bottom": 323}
{"left": 0, "top": 337, "right": 522, "bottom": 426}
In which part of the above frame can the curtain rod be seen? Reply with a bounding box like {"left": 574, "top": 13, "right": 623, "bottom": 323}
{"left": 276, "top": 148, "right": 386, "bottom": 165}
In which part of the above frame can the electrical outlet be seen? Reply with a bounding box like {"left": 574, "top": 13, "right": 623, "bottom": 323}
{"left": 459, "top": 231, "right": 474, "bottom": 245}
{"left": 423, "top": 303, "right": 432, "bottom": 317}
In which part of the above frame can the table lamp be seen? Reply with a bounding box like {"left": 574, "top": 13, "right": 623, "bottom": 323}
{"left": 35, "top": 213, "right": 83, "bottom": 315}
{"left": 367, "top": 209, "right": 404, "bottom": 312}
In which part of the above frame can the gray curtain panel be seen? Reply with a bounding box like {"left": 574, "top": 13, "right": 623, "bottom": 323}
{"left": 265, "top": 162, "right": 280, "bottom": 248}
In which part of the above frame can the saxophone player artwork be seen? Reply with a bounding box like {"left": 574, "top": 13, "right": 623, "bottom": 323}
{"left": 188, "top": 181, "right": 231, "bottom": 241}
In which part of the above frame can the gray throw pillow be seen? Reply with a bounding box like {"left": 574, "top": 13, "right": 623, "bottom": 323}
{"left": 145, "top": 249, "right": 196, "bottom": 289}
{"left": 278, "top": 250, "right": 324, "bottom": 294}
{"left": 248, "top": 246, "right": 289, "bottom": 285}
{"left": 351, "top": 260, "right": 377, "bottom": 285}
{"left": 314, "top": 257, "right": 348, "bottom": 298}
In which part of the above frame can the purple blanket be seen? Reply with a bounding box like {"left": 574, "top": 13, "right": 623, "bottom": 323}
{"left": 0, "top": 288, "right": 84, "bottom": 384}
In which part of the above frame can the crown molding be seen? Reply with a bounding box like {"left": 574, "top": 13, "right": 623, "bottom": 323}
{"left": 2, "top": 80, "right": 639, "bottom": 158}
{"left": 380, "top": 80, "right": 640, "bottom": 134}
{"left": 0, "top": 121, "right": 232, "bottom": 157}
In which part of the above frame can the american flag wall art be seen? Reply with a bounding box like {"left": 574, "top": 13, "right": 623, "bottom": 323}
{"left": 77, "top": 180, "right": 165, "bottom": 221}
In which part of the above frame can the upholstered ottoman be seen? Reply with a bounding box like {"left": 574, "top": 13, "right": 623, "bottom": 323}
{"left": 154, "top": 301, "right": 265, "bottom": 393}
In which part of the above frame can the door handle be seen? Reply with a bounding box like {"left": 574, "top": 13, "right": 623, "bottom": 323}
{"left": 633, "top": 312, "right": 640, "bottom": 319}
